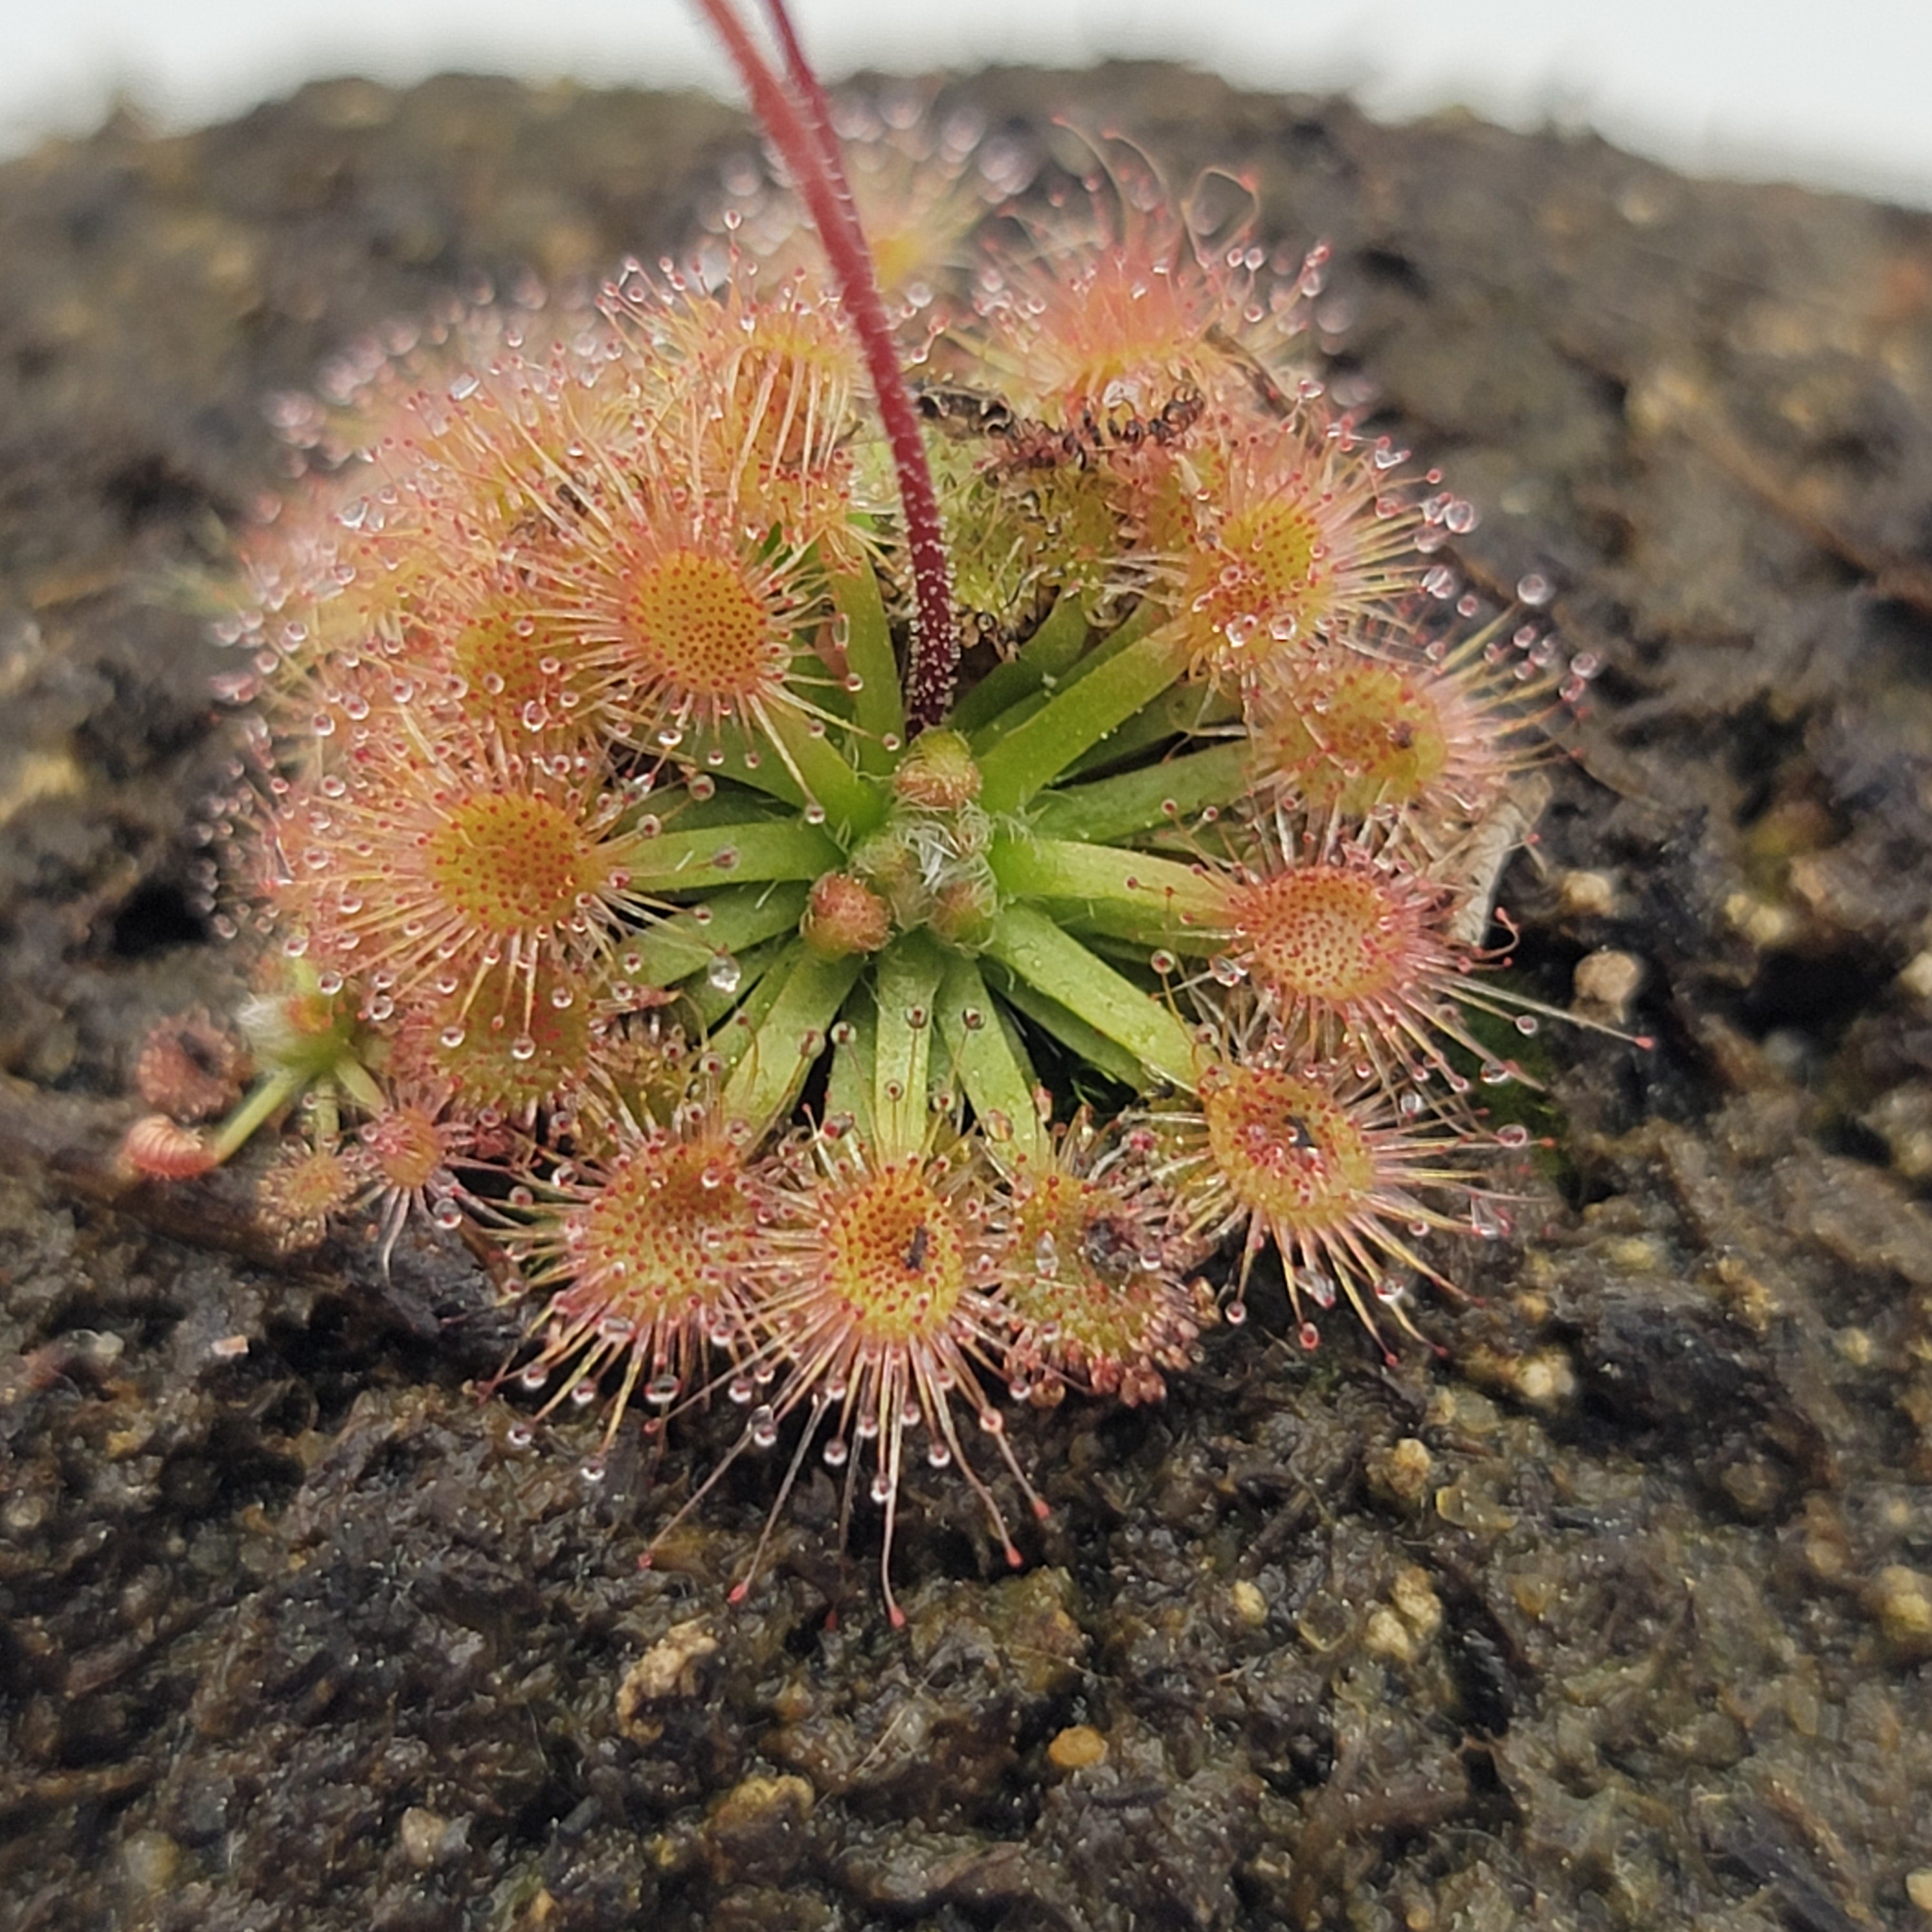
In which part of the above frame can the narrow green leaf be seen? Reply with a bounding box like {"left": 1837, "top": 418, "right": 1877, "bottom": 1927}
{"left": 1062, "top": 682, "right": 1241, "bottom": 779}
{"left": 987, "top": 963, "right": 1148, "bottom": 1091}
{"left": 825, "top": 983, "right": 878, "bottom": 1141}
{"left": 761, "top": 707, "right": 887, "bottom": 839}
{"left": 981, "top": 903, "right": 1198, "bottom": 1090}
{"left": 966, "top": 601, "right": 1167, "bottom": 755}
{"left": 617, "top": 783, "right": 788, "bottom": 836}
{"left": 870, "top": 932, "right": 947, "bottom": 1161}
{"left": 1029, "top": 741, "right": 1249, "bottom": 843}
{"left": 976, "top": 620, "right": 1192, "bottom": 815}
{"left": 205, "top": 1064, "right": 310, "bottom": 1166}
{"left": 989, "top": 835, "right": 1229, "bottom": 938}
{"left": 616, "top": 819, "right": 843, "bottom": 894}
{"left": 706, "top": 939, "right": 795, "bottom": 1073}
{"left": 949, "top": 591, "right": 1089, "bottom": 736}
{"left": 677, "top": 932, "right": 792, "bottom": 1028}
{"left": 708, "top": 721, "right": 808, "bottom": 808}
{"left": 614, "top": 881, "right": 808, "bottom": 990}
{"left": 830, "top": 562, "right": 905, "bottom": 772}
{"left": 936, "top": 954, "right": 1045, "bottom": 1167}
{"left": 719, "top": 947, "right": 863, "bottom": 1140}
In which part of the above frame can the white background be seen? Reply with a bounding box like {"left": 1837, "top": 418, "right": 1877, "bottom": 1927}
{"left": 6, "top": 1, "right": 1931, "bottom": 212}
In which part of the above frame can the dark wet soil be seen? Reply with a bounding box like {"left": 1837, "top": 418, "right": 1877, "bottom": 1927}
{"left": 2, "top": 63, "right": 1931, "bottom": 1932}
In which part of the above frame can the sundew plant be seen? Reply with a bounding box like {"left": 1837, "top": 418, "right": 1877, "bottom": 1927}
{"left": 125, "top": 0, "right": 1605, "bottom": 1623}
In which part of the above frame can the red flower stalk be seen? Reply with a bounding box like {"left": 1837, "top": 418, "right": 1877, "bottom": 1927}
{"left": 695, "top": 0, "right": 959, "bottom": 728}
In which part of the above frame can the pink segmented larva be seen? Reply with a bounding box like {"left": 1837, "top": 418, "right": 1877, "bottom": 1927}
{"left": 122, "top": 1115, "right": 218, "bottom": 1180}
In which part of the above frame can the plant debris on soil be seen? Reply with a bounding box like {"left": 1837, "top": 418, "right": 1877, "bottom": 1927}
{"left": 3, "top": 63, "right": 1932, "bottom": 1932}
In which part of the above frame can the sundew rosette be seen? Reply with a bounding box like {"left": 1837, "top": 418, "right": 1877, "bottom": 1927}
{"left": 122, "top": 0, "right": 1619, "bottom": 1619}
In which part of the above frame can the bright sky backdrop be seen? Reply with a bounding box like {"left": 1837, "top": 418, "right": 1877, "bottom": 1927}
{"left": 7, "top": 2, "right": 1931, "bottom": 211}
